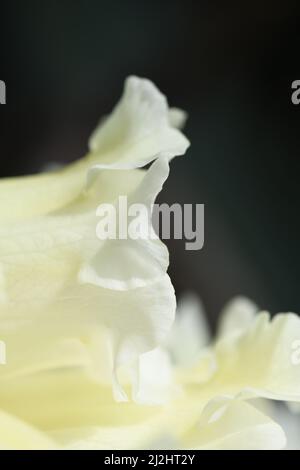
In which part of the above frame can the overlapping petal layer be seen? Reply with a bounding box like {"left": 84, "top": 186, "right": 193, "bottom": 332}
{"left": 0, "top": 77, "right": 188, "bottom": 428}
{"left": 1, "top": 76, "right": 299, "bottom": 450}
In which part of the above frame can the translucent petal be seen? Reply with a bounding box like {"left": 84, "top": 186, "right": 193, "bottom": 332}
{"left": 183, "top": 397, "right": 286, "bottom": 450}
{"left": 88, "top": 76, "right": 190, "bottom": 171}
{"left": 167, "top": 292, "right": 210, "bottom": 366}
{"left": 211, "top": 313, "right": 300, "bottom": 402}
{"left": 0, "top": 409, "right": 57, "bottom": 450}
{"left": 217, "top": 296, "right": 259, "bottom": 339}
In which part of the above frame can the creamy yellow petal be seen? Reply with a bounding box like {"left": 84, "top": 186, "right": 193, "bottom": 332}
{"left": 0, "top": 77, "right": 189, "bottom": 221}
{"left": 0, "top": 370, "right": 154, "bottom": 430}
{"left": 168, "top": 108, "right": 188, "bottom": 130}
{"left": 0, "top": 409, "right": 57, "bottom": 450}
{"left": 167, "top": 292, "right": 210, "bottom": 367}
{"left": 287, "top": 402, "right": 300, "bottom": 413}
{"left": 182, "top": 397, "right": 286, "bottom": 450}
{"left": 0, "top": 162, "right": 175, "bottom": 401}
{"left": 0, "top": 159, "right": 89, "bottom": 221}
{"left": 210, "top": 313, "right": 300, "bottom": 402}
{"left": 272, "top": 403, "right": 300, "bottom": 450}
{"left": 217, "top": 296, "right": 258, "bottom": 339}
{"left": 1, "top": 366, "right": 287, "bottom": 450}
{"left": 88, "top": 76, "right": 190, "bottom": 171}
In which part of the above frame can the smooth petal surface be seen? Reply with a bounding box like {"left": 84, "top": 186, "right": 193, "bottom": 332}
{"left": 217, "top": 296, "right": 258, "bottom": 339}
{"left": 0, "top": 409, "right": 57, "bottom": 450}
{"left": 273, "top": 404, "right": 300, "bottom": 450}
{"left": 211, "top": 313, "right": 300, "bottom": 402}
{"left": 0, "top": 76, "right": 189, "bottom": 221}
{"left": 0, "top": 199, "right": 175, "bottom": 403}
{"left": 133, "top": 347, "right": 175, "bottom": 405}
{"left": 167, "top": 292, "right": 210, "bottom": 366}
{"left": 182, "top": 397, "right": 286, "bottom": 450}
{"left": 168, "top": 108, "right": 188, "bottom": 130}
{"left": 0, "top": 76, "right": 190, "bottom": 448}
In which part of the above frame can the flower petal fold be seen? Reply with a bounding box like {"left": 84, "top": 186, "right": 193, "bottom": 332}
{"left": 167, "top": 292, "right": 210, "bottom": 366}
{"left": 212, "top": 313, "right": 300, "bottom": 402}
{"left": 182, "top": 397, "right": 286, "bottom": 450}
{"left": 88, "top": 76, "right": 190, "bottom": 171}
{"left": 217, "top": 296, "right": 258, "bottom": 339}
{"left": 0, "top": 409, "right": 57, "bottom": 450}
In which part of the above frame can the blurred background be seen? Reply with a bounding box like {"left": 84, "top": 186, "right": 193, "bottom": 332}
{"left": 1, "top": 0, "right": 300, "bottom": 327}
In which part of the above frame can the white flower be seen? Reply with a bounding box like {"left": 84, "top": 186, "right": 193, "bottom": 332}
{"left": 156, "top": 295, "right": 300, "bottom": 450}
{"left": 0, "top": 76, "right": 299, "bottom": 450}
{"left": 0, "top": 77, "right": 189, "bottom": 449}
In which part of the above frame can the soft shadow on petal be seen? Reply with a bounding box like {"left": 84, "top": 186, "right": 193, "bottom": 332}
{"left": 0, "top": 76, "right": 189, "bottom": 221}
{"left": 79, "top": 158, "right": 170, "bottom": 291}
{"left": 88, "top": 76, "right": 190, "bottom": 171}
{"left": 182, "top": 397, "right": 286, "bottom": 450}
{"left": 0, "top": 409, "right": 57, "bottom": 450}
{"left": 167, "top": 292, "right": 211, "bottom": 367}
{"left": 209, "top": 313, "right": 300, "bottom": 402}
{"left": 272, "top": 403, "right": 300, "bottom": 450}
{"left": 217, "top": 296, "right": 259, "bottom": 340}
{"left": 0, "top": 165, "right": 176, "bottom": 402}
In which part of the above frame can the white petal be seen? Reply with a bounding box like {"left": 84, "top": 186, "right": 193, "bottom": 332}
{"left": 0, "top": 164, "right": 176, "bottom": 402}
{"left": 167, "top": 292, "right": 210, "bottom": 366}
{"left": 88, "top": 76, "right": 190, "bottom": 170}
{"left": 183, "top": 397, "right": 286, "bottom": 450}
{"left": 79, "top": 158, "right": 170, "bottom": 290}
{"left": 287, "top": 402, "right": 300, "bottom": 413}
{"left": 217, "top": 296, "right": 259, "bottom": 339}
{"left": 212, "top": 312, "right": 300, "bottom": 402}
{"left": 0, "top": 77, "right": 189, "bottom": 221}
{"left": 272, "top": 403, "right": 300, "bottom": 450}
{"left": 168, "top": 108, "right": 188, "bottom": 130}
